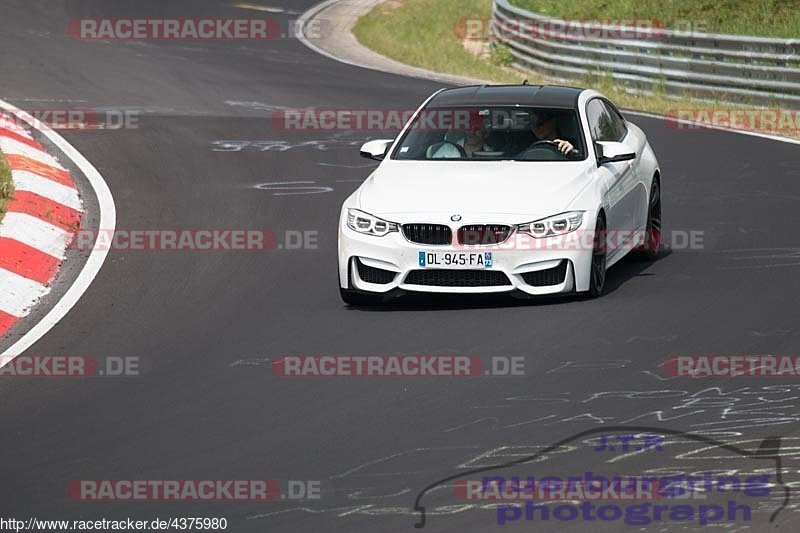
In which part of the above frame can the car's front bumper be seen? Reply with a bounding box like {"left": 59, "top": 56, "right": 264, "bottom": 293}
{"left": 338, "top": 221, "right": 596, "bottom": 296}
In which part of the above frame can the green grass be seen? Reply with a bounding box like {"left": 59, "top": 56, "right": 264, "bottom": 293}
{"left": 512, "top": 0, "right": 800, "bottom": 39}
{"left": 353, "top": 0, "right": 524, "bottom": 84}
{"left": 354, "top": 1, "right": 728, "bottom": 112}
{"left": 0, "top": 149, "right": 13, "bottom": 221}
{"left": 353, "top": 0, "right": 800, "bottom": 139}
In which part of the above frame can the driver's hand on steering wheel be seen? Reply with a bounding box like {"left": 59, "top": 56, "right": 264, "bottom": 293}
{"left": 553, "top": 138, "right": 577, "bottom": 155}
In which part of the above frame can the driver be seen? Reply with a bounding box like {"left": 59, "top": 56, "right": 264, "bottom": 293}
{"left": 528, "top": 111, "right": 578, "bottom": 155}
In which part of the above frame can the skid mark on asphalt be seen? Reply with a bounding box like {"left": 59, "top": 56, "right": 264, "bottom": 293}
{"left": 318, "top": 162, "right": 375, "bottom": 169}
{"left": 223, "top": 100, "right": 286, "bottom": 111}
{"left": 230, "top": 355, "right": 800, "bottom": 522}
{"left": 345, "top": 487, "right": 412, "bottom": 500}
{"left": 244, "top": 427, "right": 799, "bottom": 521}
{"left": 331, "top": 447, "right": 479, "bottom": 480}
{"left": 749, "top": 329, "right": 795, "bottom": 337}
{"left": 545, "top": 359, "right": 631, "bottom": 373}
{"left": 641, "top": 369, "right": 683, "bottom": 381}
{"left": 229, "top": 357, "right": 271, "bottom": 367}
{"left": 210, "top": 137, "right": 369, "bottom": 152}
{"left": 240, "top": 417, "right": 800, "bottom": 522}
{"left": 442, "top": 417, "right": 499, "bottom": 433}
{"left": 715, "top": 247, "right": 800, "bottom": 269}
{"left": 502, "top": 414, "right": 558, "bottom": 429}
{"left": 448, "top": 384, "right": 800, "bottom": 441}
{"left": 625, "top": 334, "right": 679, "bottom": 343}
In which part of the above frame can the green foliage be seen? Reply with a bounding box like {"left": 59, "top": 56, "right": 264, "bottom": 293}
{"left": 512, "top": 0, "right": 800, "bottom": 38}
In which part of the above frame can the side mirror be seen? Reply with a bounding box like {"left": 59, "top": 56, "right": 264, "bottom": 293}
{"left": 360, "top": 139, "right": 393, "bottom": 161}
{"left": 596, "top": 141, "right": 635, "bottom": 164}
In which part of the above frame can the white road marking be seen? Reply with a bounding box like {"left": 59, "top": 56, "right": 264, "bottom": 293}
{"left": 297, "top": 0, "right": 369, "bottom": 69}
{"left": 0, "top": 98, "right": 116, "bottom": 358}
{"left": 231, "top": 2, "right": 284, "bottom": 13}
{"left": 254, "top": 181, "right": 333, "bottom": 195}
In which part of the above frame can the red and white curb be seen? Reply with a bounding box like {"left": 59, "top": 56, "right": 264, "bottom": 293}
{"left": 0, "top": 99, "right": 115, "bottom": 359}
{"left": 0, "top": 117, "right": 83, "bottom": 335}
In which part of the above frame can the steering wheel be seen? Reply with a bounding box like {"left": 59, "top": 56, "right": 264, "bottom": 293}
{"left": 516, "top": 140, "right": 567, "bottom": 161}
{"left": 527, "top": 140, "right": 565, "bottom": 155}
{"left": 528, "top": 140, "right": 558, "bottom": 150}
{"left": 517, "top": 140, "right": 581, "bottom": 161}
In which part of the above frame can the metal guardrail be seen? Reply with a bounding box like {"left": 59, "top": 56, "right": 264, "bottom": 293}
{"left": 493, "top": 0, "right": 800, "bottom": 107}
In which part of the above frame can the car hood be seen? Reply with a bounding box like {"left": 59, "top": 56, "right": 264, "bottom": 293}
{"left": 357, "top": 160, "right": 592, "bottom": 220}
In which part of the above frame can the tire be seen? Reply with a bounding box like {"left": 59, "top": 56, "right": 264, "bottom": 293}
{"left": 633, "top": 177, "right": 661, "bottom": 261}
{"left": 585, "top": 213, "right": 607, "bottom": 298}
{"left": 340, "top": 287, "right": 383, "bottom": 306}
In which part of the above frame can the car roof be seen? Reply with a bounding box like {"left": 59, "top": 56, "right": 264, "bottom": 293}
{"left": 427, "top": 84, "right": 584, "bottom": 109}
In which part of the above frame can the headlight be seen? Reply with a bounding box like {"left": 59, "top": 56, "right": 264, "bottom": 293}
{"left": 518, "top": 211, "right": 584, "bottom": 238}
{"left": 347, "top": 209, "right": 399, "bottom": 237}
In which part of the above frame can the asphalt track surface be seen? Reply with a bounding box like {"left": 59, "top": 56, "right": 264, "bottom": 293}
{"left": 1, "top": 1, "right": 800, "bottom": 531}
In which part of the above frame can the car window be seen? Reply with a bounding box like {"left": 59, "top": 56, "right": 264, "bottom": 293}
{"left": 586, "top": 99, "right": 626, "bottom": 142}
{"left": 390, "top": 106, "right": 586, "bottom": 162}
{"left": 602, "top": 99, "right": 628, "bottom": 140}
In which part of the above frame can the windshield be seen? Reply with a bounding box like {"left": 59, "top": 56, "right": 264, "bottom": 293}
{"left": 391, "top": 106, "right": 586, "bottom": 161}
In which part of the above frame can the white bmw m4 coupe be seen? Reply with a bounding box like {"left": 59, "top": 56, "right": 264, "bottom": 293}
{"left": 338, "top": 84, "right": 661, "bottom": 305}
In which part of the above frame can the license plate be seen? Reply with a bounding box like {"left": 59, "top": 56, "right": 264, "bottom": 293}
{"left": 418, "top": 251, "right": 493, "bottom": 269}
